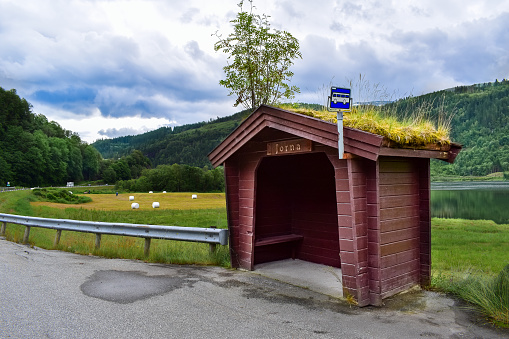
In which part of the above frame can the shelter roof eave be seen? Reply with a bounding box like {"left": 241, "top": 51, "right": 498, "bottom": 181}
{"left": 208, "top": 105, "right": 461, "bottom": 167}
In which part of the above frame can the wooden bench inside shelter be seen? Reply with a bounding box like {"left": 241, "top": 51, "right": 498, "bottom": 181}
{"left": 254, "top": 234, "right": 304, "bottom": 259}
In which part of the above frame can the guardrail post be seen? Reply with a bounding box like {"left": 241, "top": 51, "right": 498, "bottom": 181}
{"left": 1, "top": 222, "right": 6, "bottom": 236}
{"left": 23, "top": 226, "right": 31, "bottom": 244}
{"left": 54, "top": 230, "right": 62, "bottom": 247}
{"left": 209, "top": 226, "right": 217, "bottom": 253}
{"left": 144, "top": 238, "right": 151, "bottom": 257}
{"left": 95, "top": 234, "right": 101, "bottom": 250}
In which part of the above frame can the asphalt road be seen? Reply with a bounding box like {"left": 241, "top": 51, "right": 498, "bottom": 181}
{"left": 1, "top": 238, "right": 507, "bottom": 339}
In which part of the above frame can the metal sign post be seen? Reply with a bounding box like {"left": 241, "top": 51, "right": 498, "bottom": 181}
{"left": 328, "top": 87, "right": 352, "bottom": 159}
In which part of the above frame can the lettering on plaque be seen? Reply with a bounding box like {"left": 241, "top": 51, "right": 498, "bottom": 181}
{"left": 267, "top": 139, "right": 312, "bottom": 156}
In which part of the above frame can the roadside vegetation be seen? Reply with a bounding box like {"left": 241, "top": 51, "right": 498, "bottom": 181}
{"left": 1, "top": 191, "right": 507, "bottom": 325}
{"left": 0, "top": 190, "right": 229, "bottom": 267}
{"left": 431, "top": 218, "right": 509, "bottom": 327}
{"left": 32, "top": 188, "right": 92, "bottom": 204}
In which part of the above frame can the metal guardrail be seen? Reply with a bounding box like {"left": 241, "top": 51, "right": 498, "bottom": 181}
{"left": 0, "top": 213, "right": 228, "bottom": 256}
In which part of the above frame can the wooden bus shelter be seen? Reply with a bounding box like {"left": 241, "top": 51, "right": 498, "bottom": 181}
{"left": 208, "top": 105, "right": 461, "bottom": 306}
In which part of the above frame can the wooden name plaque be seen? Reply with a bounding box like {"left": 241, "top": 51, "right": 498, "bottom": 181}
{"left": 267, "top": 139, "right": 312, "bottom": 156}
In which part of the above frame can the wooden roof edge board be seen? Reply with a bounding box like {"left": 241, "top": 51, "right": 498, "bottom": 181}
{"left": 344, "top": 127, "right": 384, "bottom": 147}
{"left": 207, "top": 109, "right": 264, "bottom": 160}
{"left": 264, "top": 111, "right": 338, "bottom": 135}
{"left": 264, "top": 121, "right": 338, "bottom": 149}
{"left": 379, "top": 142, "right": 462, "bottom": 163}
{"left": 445, "top": 143, "right": 462, "bottom": 164}
{"left": 208, "top": 112, "right": 337, "bottom": 167}
{"left": 263, "top": 116, "right": 338, "bottom": 145}
{"left": 265, "top": 105, "right": 339, "bottom": 128}
{"left": 208, "top": 105, "right": 338, "bottom": 166}
{"left": 344, "top": 145, "right": 379, "bottom": 161}
{"left": 378, "top": 147, "right": 450, "bottom": 160}
{"left": 209, "top": 118, "right": 270, "bottom": 167}
{"left": 344, "top": 138, "right": 383, "bottom": 159}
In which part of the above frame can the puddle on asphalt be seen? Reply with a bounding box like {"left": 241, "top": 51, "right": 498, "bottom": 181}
{"left": 80, "top": 270, "right": 193, "bottom": 304}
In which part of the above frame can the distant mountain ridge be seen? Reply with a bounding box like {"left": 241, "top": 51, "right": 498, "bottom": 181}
{"left": 92, "top": 109, "right": 251, "bottom": 168}
{"left": 92, "top": 79, "right": 509, "bottom": 176}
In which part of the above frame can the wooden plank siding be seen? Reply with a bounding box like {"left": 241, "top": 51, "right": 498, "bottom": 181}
{"left": 224, "top": 158, "right": 241, "bottom": 269}
{"left": 332, "top": 157, "right": 371, "bottom": 306}
{"left": 418, "top": 158, "right": 431, "bottom": 287}
{"left": 378, "top": 157, "right": 421, "bottom": 297}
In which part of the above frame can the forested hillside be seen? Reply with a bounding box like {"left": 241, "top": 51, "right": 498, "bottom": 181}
{"left": 0, "top": 87, "right": 102, "bottom": 187}
{"left": 391, "top": 79, "right": 509, "bottom": 176}
{"left": 93, "top": 110, "right": 251, "bottom": 168}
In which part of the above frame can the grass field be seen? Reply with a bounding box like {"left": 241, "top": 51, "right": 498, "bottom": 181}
{"left": 431, "top": 218, "right": 509, "bottom": 326}
{"left": 431, "top": 218, "right": 509, "bottom": 275}
{"left": 1, "top": 190, "right": 230, "bottom": 267}
{"left": 31, "top": 192, "right": 226, "bottom": 211}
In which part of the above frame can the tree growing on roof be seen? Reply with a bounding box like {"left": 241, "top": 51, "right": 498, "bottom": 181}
{"left": 213, "top": 0, "right": 302, "bottom": 111}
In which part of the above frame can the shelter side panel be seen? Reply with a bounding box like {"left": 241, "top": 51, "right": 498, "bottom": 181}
{"left": 224, "top": 159, "right": 242, "bottom": 268}
{"left": 378, "top": 157, "right": 421, "bottom": 296}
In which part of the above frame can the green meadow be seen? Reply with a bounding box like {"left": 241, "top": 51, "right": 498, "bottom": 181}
{"left": 0, "top": 189, "right": 230, "bottom": 267}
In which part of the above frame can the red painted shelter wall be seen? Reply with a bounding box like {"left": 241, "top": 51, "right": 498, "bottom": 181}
{"left": 254, "top": 153, "right": 340, "bottom": 267}
{"left": 376, "top": 157, "right": 429, "bottom": 300}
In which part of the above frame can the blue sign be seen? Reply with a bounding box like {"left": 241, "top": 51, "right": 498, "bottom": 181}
{"left": 329, "top": 87, "right": 351, "bottom": 111}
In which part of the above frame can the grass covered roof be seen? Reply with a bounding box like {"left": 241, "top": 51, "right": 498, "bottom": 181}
{"left": 276, "top": 104, "right": 451, "bottom": 148}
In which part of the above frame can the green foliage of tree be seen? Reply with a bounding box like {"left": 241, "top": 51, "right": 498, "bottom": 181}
{"left": 214, "top": 0, "right": 302, "bottom": 111}
{"left": 0, "top": 86, "right": 103, "bottom": 187}
{"left": 116, "top": 164, "right": 224, "bottom": 193}
{"left": 124, "top": 150, "right": 151, "bottom": 178}
{"left": 111, "top": 160, "right": 131, "bottom": 181}
{"left": 102, "top": 166, "right": 117, "bottom": 184}
{"left": 82, "top": 145, "right": 101, "bottom": 181}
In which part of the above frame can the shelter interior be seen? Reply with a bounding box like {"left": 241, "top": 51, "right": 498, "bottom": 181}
{"left": 254, "top": 152, "right": 340, "bottom": 268}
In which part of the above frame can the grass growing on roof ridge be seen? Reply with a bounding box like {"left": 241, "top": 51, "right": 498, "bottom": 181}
{"left": 276, "top": 104, "right": 451, "bottom": 147}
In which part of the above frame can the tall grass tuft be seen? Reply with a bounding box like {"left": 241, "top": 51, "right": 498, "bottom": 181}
{"left": 276, "top": 104, "right": 451, "bottom": 147}
{"left": 278, "top": 75, "right": 452, "bottom": 147}
{"left": 433, "top": 266, "right": 509, "bottom": 326}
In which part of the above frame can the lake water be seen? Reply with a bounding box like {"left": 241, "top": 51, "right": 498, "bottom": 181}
{"left": 431, "top": 181, "right": 509, "bottom": 224}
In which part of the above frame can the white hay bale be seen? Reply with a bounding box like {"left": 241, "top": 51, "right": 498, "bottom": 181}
{"left": 162, "top": 191, "right": 166, "bottom": 193}
{"left": 129, "top": 196, "right": 134, "bottom": 201}
{"left": 149, "top": 191, "right": 153, "bottom": 194}
{"left": 192, "top": 194, "right": 197, "bottom": 199}
{"left": 152, "top": 202, "right": 160, "bottom": 208}
{"left": 131, "top": 203, "right": 139, "bottom": 209}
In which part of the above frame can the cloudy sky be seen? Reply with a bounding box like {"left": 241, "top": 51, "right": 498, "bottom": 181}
{"left": 1, "top": 0, "right": 508, "bottom": 143}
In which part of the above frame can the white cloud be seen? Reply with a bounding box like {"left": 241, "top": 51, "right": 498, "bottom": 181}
{"left": 0, "top": 0, "right": 508, "bottom": 143}
{"left": 36, "top": 105, "right": 176, "bottom": 143}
